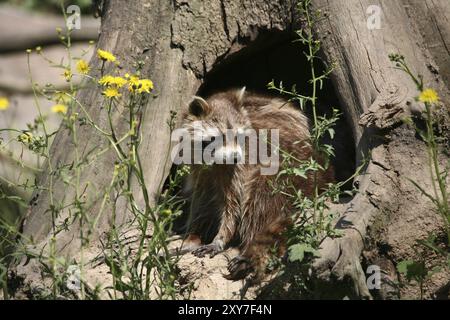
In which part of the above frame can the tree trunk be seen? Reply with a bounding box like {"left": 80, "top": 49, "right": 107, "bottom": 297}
{"left": 16, "top": 0, "right": 449, "bottom": 299}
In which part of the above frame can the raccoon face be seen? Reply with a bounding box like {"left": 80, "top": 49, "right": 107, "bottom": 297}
{"left": 181, "top": 88, "right": 250, "bottom": 165}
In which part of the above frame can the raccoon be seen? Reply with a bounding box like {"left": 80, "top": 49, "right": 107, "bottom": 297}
{"left": 176, "top": 88, "right": 333, "bottom": 281}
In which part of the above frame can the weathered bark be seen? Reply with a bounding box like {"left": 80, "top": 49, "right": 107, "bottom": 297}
{"left": 402, "top": 0, "right": 450, "bottom": 88}
{"left": 307, "top": 0, "right": 450, "bottom": 299}
{"left": 17, "top": 0, "right": 450, "bottom": 299}
{"left": 21, "top": 0, "right": 197, "bottom": 251}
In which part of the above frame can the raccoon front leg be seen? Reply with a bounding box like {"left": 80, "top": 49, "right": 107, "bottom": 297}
{"left": 192, "top": 200, "right": 240, "bottom": 258}
{"left": 192, "top": 171, "right": 242, "bottom": 258}
{"left": 227, "top": 216, "right": 289, "bottom": 280}
{"left": 180, "top": 182, "right": 218, "bottom": 254}
{"left": 226, "top": 175, "right": 290, "bottom": 280}
{"left": 169, "top": 234, "right": 202, "bottom": 256}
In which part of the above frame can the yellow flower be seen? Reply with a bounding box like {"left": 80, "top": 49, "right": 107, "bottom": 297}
{"left": 128, "top": 76, "right": 154, "bottom": 94}
{"left": 98, "top": 75, "right": 127, "bottom": 88}
{"left": 108, "top": 77, "right": 127, "bottom": 87}
{"left": 99, "top": 75, "right": 114, "bottom": 86}
{"left": 18, "top": 132, "right": 33, "bottom": 144}
{"left": 113, "top": 77, "right": 127, "bottom": 87}
{"left": 128, "top": 75, "right": 140, "bottom": 90}
{"left": 419, "top": 89, "right": 439, "bottom": 104}
{"left": 51, "top": 104, "right": 68, "bottom": 114}
{"left": 63, "top": 69, "right": 72, "bottom": 81}
{"left": 97, "top": 49, "right": 116, "bottom": 62}
{"left": 0, "top": 97, "right": 10, "bottom": 110}
{"left": 76, "top": 59, "right": 90, "bottom": 75}
{"left": 138, "top": 79, "right": 154, "bottom": 93}
{"left": 103, "top": 87, "right": 121, "bottom": 99}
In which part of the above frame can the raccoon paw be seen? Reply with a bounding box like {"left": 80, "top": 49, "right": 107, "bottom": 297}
{"left": 192, "top": 243, "right": 223, "bottom": 258}
{"left": 224, "top": 255, "right": 253, "bottom": 280}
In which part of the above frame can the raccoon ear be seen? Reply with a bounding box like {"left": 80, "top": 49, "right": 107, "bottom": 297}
{"left": 236, "top": 86, "right": 246, "bottom": 107}
{"left": 189, "top": 96, "right": 210, "bottom": 117}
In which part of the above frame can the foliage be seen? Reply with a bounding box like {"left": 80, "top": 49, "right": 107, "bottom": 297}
{"left": 389, "top": 53, "right": 450, "bottom": 299}
{"left": 267, "top": 0, "right": 363, "bottom": 291}
{"left": 0, "top": 10, "right": 185, "bottom": 299}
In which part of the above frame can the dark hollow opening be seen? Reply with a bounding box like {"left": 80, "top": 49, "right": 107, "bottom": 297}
{"left": 199, "top": 30, "right": 356, "bottom": 186}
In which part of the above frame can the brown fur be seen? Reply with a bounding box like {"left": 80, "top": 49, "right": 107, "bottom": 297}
{"left": 179, "top": 88, "right": 334, "bottom": 281}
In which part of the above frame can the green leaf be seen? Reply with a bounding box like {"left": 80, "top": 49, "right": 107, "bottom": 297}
{"left": 288, "top": 244, "right": 318, "bottom": 263}
{"left": 327, "top": 128, "right": 335, "bottom": 139}
{"left": 397, "top": 260, "right": 427, "bottom": 282}
{"left": 397, "top": 260, "right": 412, "bottom": 275}
{"left": 292, "top": 168, "right": 308, "bottom": 179}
